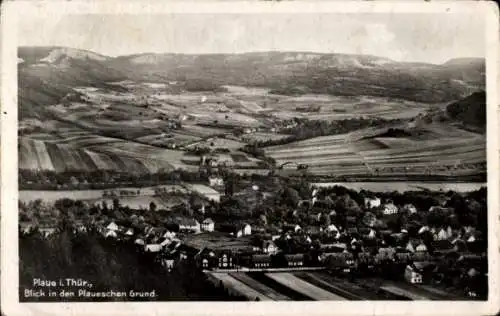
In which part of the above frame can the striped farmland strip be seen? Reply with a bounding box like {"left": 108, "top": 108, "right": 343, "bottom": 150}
{"left": 83, "top": 149, "right": 114, "bottom": 170}
{"left": 265, "top": 273, "right": 347, "bottom": 301}
{"left": 229, "top": 273, "right": 291, "bottom": 301}
{"left": 45, "top": 142, "right": 67, "bottom": 172}
{"left": 32, "top": 140, "right": 55, "bottom": 171}
{"left": 210, "top": 273, "right": 273, "bottom": 301}
{"left": 77, "top": 149, "right": 99, "bottom": 171}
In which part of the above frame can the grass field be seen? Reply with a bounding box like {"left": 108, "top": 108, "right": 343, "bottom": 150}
{"left": 264, "top": 124, "right": 485, "bottom": 177}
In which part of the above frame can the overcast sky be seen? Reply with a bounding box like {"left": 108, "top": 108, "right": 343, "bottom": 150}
{"left": 18, "top": 13, "right": 485, "bottom": 64}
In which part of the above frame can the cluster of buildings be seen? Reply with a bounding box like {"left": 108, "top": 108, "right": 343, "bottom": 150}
{"left": 19, "top": 187, "right": 487, "bottom": 299}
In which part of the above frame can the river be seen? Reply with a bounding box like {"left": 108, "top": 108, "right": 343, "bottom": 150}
{"left": 19, "top": 184, "right": 221, "bottom": 203}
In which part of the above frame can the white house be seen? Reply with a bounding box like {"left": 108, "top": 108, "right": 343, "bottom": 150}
{"left": 145, "top": 244, "right": 162, "bottom": 253}
{"left": 208, "top": 176, "right": 224, "bottom": 187}
{"left": 415, "top": 243, "right": 428, "bottom": 252}
{"left": 404, "top": 265, "right": 423, "bottom": 284}
{"left": 364, "top": 197, "right": 381, "bottom": 209}
{"left": 201, "top": 218, "right": 215, "bottom": 232}
{"left": 178, "top": 219, "right": 201, "bottom": 234}
{"left": 262, "top": 240, "right": 279, "bottom": 255}
{"left": 436, "top": 228, "right": 451, "bottom": 241}
{"left": 383, "top": 203, "right": 399, "bottom": 215}
{"left": 124, "top": 228, "right": 134, "bottom": 236}
{"left": 106, "top": 221, "right": 119, "bottom": 232}
{"left": 234, "top": 223, "right": 252, "bottom": 237}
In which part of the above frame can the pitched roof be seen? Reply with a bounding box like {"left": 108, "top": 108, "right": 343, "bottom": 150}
{"left": 432, "top": 240, "right": 455, "bottom": 251}
{"left": 202, "top": 218, "right": 215, "bottom": 224}
{"left": 252, "top": 254, "right": 271, "bottom": 263}
{"left": 284, "top": 254, "right": 304, "bottom": 261}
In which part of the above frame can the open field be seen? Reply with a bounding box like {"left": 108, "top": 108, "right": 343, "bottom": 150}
{"left": 19, "top": 80, "right": 486, "bottom": 181}
{"left": 265, "top": 124, "right": 485, "bottom": 177}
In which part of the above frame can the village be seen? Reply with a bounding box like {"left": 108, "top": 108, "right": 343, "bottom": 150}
{"left": 18, "top": 172, "right": 488, "bottom": 301}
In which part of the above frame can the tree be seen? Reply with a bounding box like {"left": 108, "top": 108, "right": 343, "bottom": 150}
{"left": 113, "top": 198, "right": 120, "bottom": 211}
{"left": 149, "top": 202, "right": 157, "bottom": 212}
{"left": 282, "top": 187, "right": 301, "bottom": 207}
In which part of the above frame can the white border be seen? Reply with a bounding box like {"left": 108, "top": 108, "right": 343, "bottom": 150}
{"left": 2, "top": 1, "right": 499, "bottom": 316}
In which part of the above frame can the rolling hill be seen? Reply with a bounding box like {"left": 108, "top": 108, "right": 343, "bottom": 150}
{"left": 18, "top": 47, "right": 486, "bottom": 120}
{"left": 446, "top": 90, "right": 486, "bottom": 132}
{"left": 18, "top": 47, "right": 127, "bottom": 119}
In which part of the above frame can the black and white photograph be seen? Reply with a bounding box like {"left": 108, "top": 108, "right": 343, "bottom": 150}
{"left": 1, "top": 1, "right": 499, "bottom": 315}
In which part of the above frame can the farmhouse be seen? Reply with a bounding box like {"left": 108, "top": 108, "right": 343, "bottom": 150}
{"left": 201, "top": 218, "right": 215, "bottom": 232}
{"left": 404, "top": 264, "right": 423, "bottom": 284}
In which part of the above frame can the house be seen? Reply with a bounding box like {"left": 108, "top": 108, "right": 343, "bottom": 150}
{"left": 395, "top": 249, "right": 413, "bottom": 263}
{"left": 19, "top": 221, "right": 34, "bottom": 234}
{"left": 364, "top": 197, "right": 381, "bottom": 209}
{"left": 124, "top": 227, "right": 134, "bottom": 237}
{"left": 145, "top": 244, "right": 163, "bottom": 253}
{"left": 283, "top": 224, "right": 301, "bottom": 233}
{"left": 428, "top": 206, "right": 452, "bottom": 213}
{"left": 37, "top": 224, "right": 57, "bottom": 237}
{"left": 284, "top": 254, "right": 304, "bottom": 267}
{"left": 178, "top": 218, "right": 201, "bottom": 234}
{"left": 382, "top": 203, "right": 399, "bottom": 215}
{"left": 251, "top": 254, "right": 272, "bottom": 268}
{"left": 201, "top": 218, "right": 215, "bottom": 232}
{"left": 233, "top": 223, "right": 251, "bottom": 237}
{"left": 431, "top": 240, "right": 456, "bottom": 255}
{"left": 304, "top": 226, "right": 322, "bottom": 236}
{"left": 403, "top": 204, "right": 418, "bottom": 214}
{"left": 322, "top": 252, "right": 355, "bottom": 273}
{"left": 357, "top": 252, "right": 375, "bottom": 269}
{"left": 404, "top": 264, "right": 423, "bottom": 284}
{"left": 195, "top": 248, "right": 217, "bottom": 269}
{"left": 415, "top": 243, "right": 428, "bottom": 252}
{"left": 208, "top": 176, "right": 224, "bottom": 187}
{"left": 375, "top": 247, "right": 396, "bottom": 262}
{"left": 435, "top": 228, "right": 451, "bottom": 241}
{"left": 418, "top": 225, "right": 430, "bottom": 234}
{"left": 217, "top": 250, "right": 234, "bottom": 269}
{"left": 73, "top": 220, "right": 87, "bottom": 233}
{"left": 262, "top": 240, "right": 279, "bottom": 255}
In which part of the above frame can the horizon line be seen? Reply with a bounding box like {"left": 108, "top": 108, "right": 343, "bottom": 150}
{"left": 17, "top": 45, "right": 486, "bottom": 65}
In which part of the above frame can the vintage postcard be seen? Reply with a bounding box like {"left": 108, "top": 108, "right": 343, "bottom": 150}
{"left": 1, "top": 1, "right": 499, "bottom": 315}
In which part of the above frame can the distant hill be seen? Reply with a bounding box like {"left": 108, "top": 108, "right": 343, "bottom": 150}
{"left": 18, "top": 47, "right": 486, "bottom": 118}
{"left": 109, "top": 51, "right": 485, "bottom": 103}
{"left": 18, "top": 47, "right": 127, "bottom": 119}
{"left": 446, "top": 91, "right": 486, "bottom": 131}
